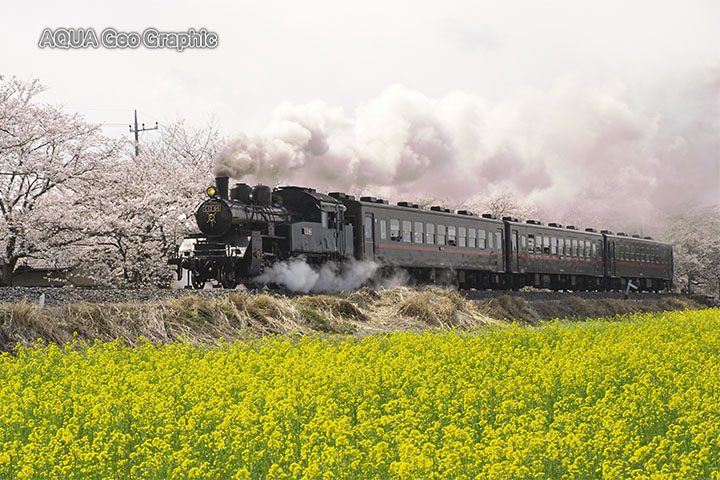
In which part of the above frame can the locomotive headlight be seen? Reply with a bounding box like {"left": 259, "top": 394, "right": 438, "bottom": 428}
{"left": 206, "top": 186, "right": 217, "bottom": 197}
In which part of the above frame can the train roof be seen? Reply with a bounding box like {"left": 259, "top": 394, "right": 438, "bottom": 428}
{"left": 503, "top": 218, "right": 603, "bottom": 236}
{"left": 333, "top": 193, "right": 505, "bottom": 223}
{"left": 602, "top": 232, "right": 670, "bottom": 246}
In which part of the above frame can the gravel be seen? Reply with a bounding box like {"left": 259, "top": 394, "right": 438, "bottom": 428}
{"left": 0, "top": 286, "right": 239, "bottom": 306}
{"left": 0, "top": 285, "right": 688, "bottom": 307}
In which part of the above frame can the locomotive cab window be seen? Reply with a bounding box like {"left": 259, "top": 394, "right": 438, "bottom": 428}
{"left": 402, "top": 221, "right": 412, "bottom": 243}
{"left": 390, "top": 219, "right": 400, "bottom": 241}
{"left": 414, "top": 222, "right": 423, "bottom": 243}
{"left": 458, "top": 227, "right": 466, "bottom": 247}
{"left": 327, "top": 212, "right": 337, "bottom": 229}
{"left": 426, "top": 223, "right": 435, "bottom": 244}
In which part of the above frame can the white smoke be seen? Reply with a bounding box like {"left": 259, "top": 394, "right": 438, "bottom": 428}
{"left": 215, "top": 67, "right": 719, "bottom": 232}
{"left": 255, "top": 258, "right": 405, "bottom": 293}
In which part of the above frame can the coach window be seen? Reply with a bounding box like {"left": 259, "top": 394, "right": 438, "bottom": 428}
{"left": 558, "top": 238, "right": 564, "bottom": 256}
{"left": 437, "top": 225, "right": 446, "bottom": 245}
{"left": 521, "top": 234, "right": 526, "bottom": 252}
{"left": 402, "top": 220, "right": 412, "bottom": 243}
{"left": 458, "top": 227, "right": 467, "bottom": 247}
{"left": 488, "top": 230, "right": 494, "bottom": 249}
{"left": 479, "top": 229, "right": 487, "bottom": 249}
{"left": 536, "top": 235, "right": 543, "bottom": 254}
{"left": 390, "top": 219, "right": 400, "bottom": 241}
{"left": 565, "top": 238, "right": 571, "bottom": 256}
{"left": 527, "top": 234, "right": 535, "bottom": 254}
{"left": 496, "top": 232, "right": 502, "bottom": 250}
{"left": 426, "top": 223, "right": 435, "bottom": 244}
{"left": 550, "top": 237, "right": 558, "bottom": 255}
{"left": 380, "top": 220, "right": 387, "bottom": 240}
{"left": 591, "top": 242, "right": 597, "bottom": 258}
{"left": 468, "top": 228, "right": 476, "bottom": 248}
{"left": 414, "top": 222, "right": 424, "bottom": 243}
{"left": 572, "top": 239, "right": 578, "bottom": 257}
{"left": 448, "top": 226, "right": 457, "bottom": 246}
{"left": 543, "top": 236, "right": 550, "bottom": 254}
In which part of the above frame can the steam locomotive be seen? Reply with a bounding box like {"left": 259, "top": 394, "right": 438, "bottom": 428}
{"left": 169, "top": 176, "right": 673, "bottom": 291}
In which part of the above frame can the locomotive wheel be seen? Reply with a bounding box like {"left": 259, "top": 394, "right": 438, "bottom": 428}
{"left": 191, "top": 273, "right": 206, "bottom": 290}
{"left": 220, "top": 265, "right": 237, "bottom": 289}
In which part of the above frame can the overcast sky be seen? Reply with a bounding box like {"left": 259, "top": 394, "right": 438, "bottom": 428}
{"left": 2, "top": 0, "right": 718, "bottom": 227}
{"left": 2, "top": 0, "right": 717, "bottom": 136}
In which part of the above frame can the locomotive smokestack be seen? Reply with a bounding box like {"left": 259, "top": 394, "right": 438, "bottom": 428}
{"left": 215, "top": 176, "right": 229, "bottom": 199}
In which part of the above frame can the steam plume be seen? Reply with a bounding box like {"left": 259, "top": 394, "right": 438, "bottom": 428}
{"left": 215, "top": 68, "right": 719, "bottom": 231}
{"left": 255, "top": 258, "right": 406, "bottom": 293}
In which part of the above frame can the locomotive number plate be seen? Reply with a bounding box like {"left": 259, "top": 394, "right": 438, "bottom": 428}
{"left": 202, "top": 204, "right": 222, "bottom": 213}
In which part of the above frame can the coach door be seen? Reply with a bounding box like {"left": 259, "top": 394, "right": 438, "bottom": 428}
{"left": 511, "top": 230, "right": 519, "bottom": 272}
{"left": 609, "top": 241, "right": 617, "bottom": 276}
{"left": 363, "top": 213, "right": 375, "bottom": 260}
{"left": 496, "top": 229, "right": 505, "bottom": 271}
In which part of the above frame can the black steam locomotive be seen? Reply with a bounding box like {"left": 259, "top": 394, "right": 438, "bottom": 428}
{"left": 169, "top": 176, "right": 673, "bottom": 291}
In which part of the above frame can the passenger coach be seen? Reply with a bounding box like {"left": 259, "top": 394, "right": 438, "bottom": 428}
{"left": 504, "top": 219, "right": 604, "bottom": 290}
{"left": 332, "top": 193, "right": 506, "bottom": 288}
{"left": 603, "top": 232, "right": 673, "bottom": 291}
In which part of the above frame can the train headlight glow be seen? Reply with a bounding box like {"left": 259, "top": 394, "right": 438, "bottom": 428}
{"left": 206, "top": 186, "right": 217, "bottom": 197}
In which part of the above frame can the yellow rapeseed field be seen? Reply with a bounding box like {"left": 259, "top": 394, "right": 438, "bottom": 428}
{"left": 1, "top": 309, "right": 719, "bottom": 479}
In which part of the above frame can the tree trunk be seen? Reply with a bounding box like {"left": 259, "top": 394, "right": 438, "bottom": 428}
{"left": 0, "top": 258, "right": 17, "bottom": 287}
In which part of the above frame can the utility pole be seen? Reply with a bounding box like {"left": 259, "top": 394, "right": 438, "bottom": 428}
{"left": 129, "top": 109, "right": 158, "bottom": 156}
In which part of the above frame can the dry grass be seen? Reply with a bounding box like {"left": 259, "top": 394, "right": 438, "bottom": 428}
{"left": 0, "top": 288, "right": 707, "bottom": 352}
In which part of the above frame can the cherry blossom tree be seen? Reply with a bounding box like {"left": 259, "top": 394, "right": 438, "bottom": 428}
{"left": 664, "top": 205, "right": 720, "bottom": 296}
{"left": 0, "top": 76, "right": 118, "bottom": 285}
{"left": 73, "top": 121, "right": 220, "bottom": 286}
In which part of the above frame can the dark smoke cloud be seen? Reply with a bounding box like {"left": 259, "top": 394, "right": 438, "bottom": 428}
{"left": 215, "top": 67, "right": 719, "bottom": 232}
